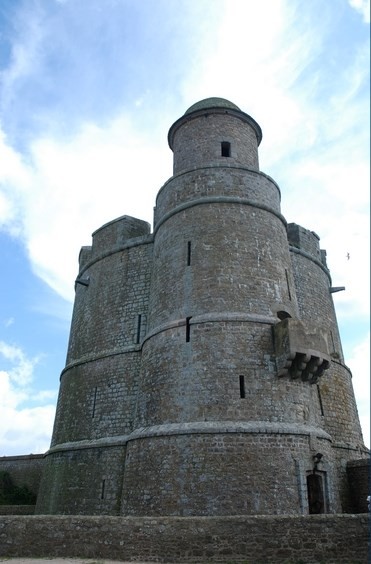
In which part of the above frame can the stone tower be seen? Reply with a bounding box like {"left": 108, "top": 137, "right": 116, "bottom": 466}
{"left": 36, "top": 97, "right": 368, "bottom": 516}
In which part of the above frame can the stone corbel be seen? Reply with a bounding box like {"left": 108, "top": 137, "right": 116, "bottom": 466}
{"left": 273, "top": 318, "right": 331, "bottom": 384}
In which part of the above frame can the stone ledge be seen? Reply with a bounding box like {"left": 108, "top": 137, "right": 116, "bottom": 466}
{"left": 157, "top": 164, "right": 281, "bottom": 200}
{"left": 143, "top": 312, "right": 276, "bottom": 346}
{"left": 47, "top": 421, "right": 332, "bottom": 455}
{"left": 61, "top": 345, "right": 142, "bottom": 378}
{"left": 154, "top": 196, "right": 286, "bottom": 234}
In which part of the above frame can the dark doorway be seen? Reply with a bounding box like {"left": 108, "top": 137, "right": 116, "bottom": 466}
{"left": 307, "top": 473, "right": 325, "bottom": 514}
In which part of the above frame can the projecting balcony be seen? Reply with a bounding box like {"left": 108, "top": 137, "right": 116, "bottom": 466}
{"left": 273, "top": 318, "right": 331, "bottom": 384}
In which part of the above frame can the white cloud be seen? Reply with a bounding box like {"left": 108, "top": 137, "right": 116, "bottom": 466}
{"left": 0, "top": 115, "right": 172, "bottom": 301}
{"left": 0, "top": 2, "right": 46, "bottom": 114}
{"left": 0, "top": 129, "right": 32, "bottom": 234}
{"left": 0, "top": 342, "right": 56, "bottom": 455}
{"left": 281, "top": 154, "right": 369, "bottom": 321}
{"left": 0, "top": 341, "right": 39, "bottom": 386}
{"left": 177, "top": 0, "right": 370, "bottom": 329}
{"left": 347, "top": 334, "right": 370, "bottom": 448}
{"left": 0, "top": 0, "right": 366, "bottom": 312}
{"left": 348, "top": 0, "right": 371, "bottom": 22}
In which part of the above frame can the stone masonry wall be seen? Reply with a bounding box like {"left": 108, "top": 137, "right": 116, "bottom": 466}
{"left": 149, "top": 204, "right": 295, "bottom": 329}
{"left": 0, "top": 505, "right": 35, "bottom": 515}
{"left": 121, "top": 431, "right": 336, "bottom": 516}
{"left": 36, "top": 217, "right": 154, "bottom": 515}
{"left": 288, "top": 228, "right": 365, "bottom": 449}
{"left": 154, "top": 166, "right": 281, "bottom": 227}
{"left": 347, "top": 458, "right": 370, "bottom": 513}
{"left": 51, "top": 353, "right": 141, "bottom": 445}
{"left": 34, "top": 98, "right": 368, "bottom": 519}
{"left": 0, "top": 514, "right": 369, "bottom": 563}
{"left": 0, "top": 454, "right": 44, "bottom": 496}
{"left": 36, "top": 445, "right": 126, "bottom": 515}
{"left": 67, "top": 241, "right": 153, "bottom": 363}
{"left": 137, "top": 321, "right": 323, "bottom": 428}
{"left": 169, "top": 111, "right": 260, "bottom": 175}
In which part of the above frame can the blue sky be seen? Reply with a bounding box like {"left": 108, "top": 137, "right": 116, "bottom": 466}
{"left": 0, "top": 0, "right": 369, "bottom": 455}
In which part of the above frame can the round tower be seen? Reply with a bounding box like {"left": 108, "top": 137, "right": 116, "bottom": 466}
{"left": 120, "top": 98, "right": 341, "bottom": 516}
{"left": 36, "top": 97, "right": 367, "bottom": 518}
{"left": 36, "top": 216, "right": 153, "bottom": 515}
{"left": 287, "top": 223, "right": 368, "bottom": 510}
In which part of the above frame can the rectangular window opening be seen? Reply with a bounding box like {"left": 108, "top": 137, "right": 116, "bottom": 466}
{"left": 187, "top": 241, "right": 192, "bottom": 266}
{"left": 100, "top": 479, "right": 106, "bottom": 500}
{"left": 221, "top": 141, "right": 231, "bottom": 157}
{"left": 317, "top": 384, "right": 324, "bottom": 416}
{"left": 92, "top": 387, "right": 98, "bottom": 419}
{"left": 239, "top": 375, "right": 246, "bottom": 398}
{"left": 285, "top": 269, "right": 292, "bottom": 301}
{"left": 136, "top": 314, "right": 142, "bottom": 344}
{"left": 186, "top": 316, "right": 192, "bottom": 342}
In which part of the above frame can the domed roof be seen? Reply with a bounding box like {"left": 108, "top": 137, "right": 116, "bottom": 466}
{"left": 168, "top": 97, "right": 262, "bottom": 149}
{"left": 184, "top": 97, "right": 241, "bottom": 115}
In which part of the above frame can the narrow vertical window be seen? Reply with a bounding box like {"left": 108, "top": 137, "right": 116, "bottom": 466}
{"left": 317, "top": 384, "right": 324, "bottom": 416}
{"left": 330, "top": 331, "right": 336, "bottom": 352}
{"left": 100, "top": 479, "right": 106, "bottom": 500}
{"left": 92, "top": 387, "right": 98, "bottom": 419}
{"left": 136, "top": 314, "right": 142, "bottom": 344}
{"left": 239, "top": 375, "right": 246, "bottom": 398}
{"left": 221, "top": 141, "right": 231, "bottom": 157}
{"left": 186, "top": 316, "right": 192, "bottom": 342}
{"left": 285, "top": 269, "right": 292, "bottom": 301}
{"left": 187, "top": 241, "right": 192, "bottom": 266}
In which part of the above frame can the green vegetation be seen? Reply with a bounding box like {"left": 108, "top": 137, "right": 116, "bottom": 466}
{"left": 0, "top": 470, "right": 37, "bottom": 505}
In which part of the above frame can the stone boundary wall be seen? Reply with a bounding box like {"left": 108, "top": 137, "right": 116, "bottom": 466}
{"left": 0, "top": 454, "right": 44, "bottom": 495}
{"left": 0, "top": 505, "right": 35, "bottom": 515}
{"left": 0, "top": 514, "right": 369, "bottom": 563}
{"left": 347, "top": 459, "right": 370, "bottom": 513}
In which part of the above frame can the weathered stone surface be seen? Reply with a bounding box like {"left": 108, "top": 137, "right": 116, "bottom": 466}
{"left": 20, "top": 97, "right": 367, "bottom": 520}
{"left": 0, "top": 514, "right": 369, "bottom": 563}
{"left": 0, "top": 455, "right": 44, "bottom": 498}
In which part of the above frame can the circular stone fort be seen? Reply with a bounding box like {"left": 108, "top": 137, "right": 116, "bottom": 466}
{"left": 34, "top": 97, "right": 368, "bottom": 518}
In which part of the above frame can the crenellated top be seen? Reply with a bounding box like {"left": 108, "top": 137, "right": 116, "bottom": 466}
{"left": 168, "top": 97, "right": 262, "bottom": 175}
{"left": 287, "top": 223, "right": 328, "bottom": 269}
{"left": 77, "top": 215, "right": 151, "bottom": 272}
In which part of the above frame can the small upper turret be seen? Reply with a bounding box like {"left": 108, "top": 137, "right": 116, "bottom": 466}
{"left": 168, "top": 97, "right": 262, "bottom": 175}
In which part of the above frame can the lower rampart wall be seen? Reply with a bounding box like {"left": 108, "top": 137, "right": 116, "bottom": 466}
{"left": 0, "top": 505, "right": 35, "bottom": 515}
{"left": 347, "top": 458, "right": 370, "bottom": 513}
{"left": 0, "top": 454, "right": 44, "bottom": 495}
{"left": 0, "top": 514, "right": 369, "bottom": 563}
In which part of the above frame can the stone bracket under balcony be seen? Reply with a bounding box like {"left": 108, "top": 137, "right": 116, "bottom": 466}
{"left": 273, "top": 318, "right": 331, "bottom": 384}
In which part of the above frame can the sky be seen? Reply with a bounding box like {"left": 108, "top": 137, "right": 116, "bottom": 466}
{"left": 0, "top": 0, "right": 369, "bottom": 456}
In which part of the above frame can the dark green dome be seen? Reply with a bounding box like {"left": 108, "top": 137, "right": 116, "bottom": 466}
{"left": 184, "top": 97, "right": 241, "bottom": 115}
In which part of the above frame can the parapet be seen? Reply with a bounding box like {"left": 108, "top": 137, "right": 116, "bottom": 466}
{"left": 347, "top": 458, "right": 370, "bottom": 512}
{"left": 79, "top": 246, "right": 92, "bottom": 270}
{"left": 91, "top": 215, "right": 151, "bottom": 257}
{"left": 77, "top": 216, "right": 151, "bottom": 274}
{"left": 287, "top": 223, "right": 327, "bottom": 266}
